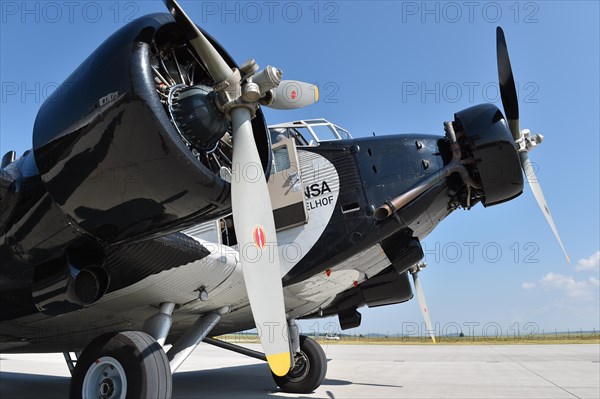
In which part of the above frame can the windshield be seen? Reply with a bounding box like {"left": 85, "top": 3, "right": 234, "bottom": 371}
{"left": 309, "top": 124, "right": 339, "bottom": 141}
{"left": 269, "top": 127, "right": 310, "bottom": 146}
{"left": 335, "top": 127, "right": 352, "bottom": 140}
{"left": 269, "top": 119, "right": 353, "bottom": 144}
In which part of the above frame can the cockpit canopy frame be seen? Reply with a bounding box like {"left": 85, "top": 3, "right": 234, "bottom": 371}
{"left": 268, "top": 119, "right": 353, "bottom": 146}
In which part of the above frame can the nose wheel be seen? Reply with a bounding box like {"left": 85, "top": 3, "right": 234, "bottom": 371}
{"left": 272, "top": 335, "right": 327, "bottom": 394}
{"left": 69, "top": 331, "right": 172, "bottom": 399}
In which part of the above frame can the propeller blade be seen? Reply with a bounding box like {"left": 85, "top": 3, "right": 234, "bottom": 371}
{"left": 520, "top": 153, "right": 571, "bottom": 263}
{"left": 230, "top": 107, "right": 291, "bottom": 377}
{"left": 496, "top": 26, "right": 520, "bottom": 141}
{"left": 163, "top": 0, "right": 232, "bottom": 82}
{"left": 411, "top": 271, "right": 436, "bottom": 343}
{"left": 496, "top": 27, "right": 569, "bottom": 263}
{"left": 267, "top": 80, "right": 319, "bottom": 110}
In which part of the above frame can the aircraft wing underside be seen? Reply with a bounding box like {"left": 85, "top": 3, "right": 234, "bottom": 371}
{"left": 0, "top": 231, "right": 335, "bottom": 353}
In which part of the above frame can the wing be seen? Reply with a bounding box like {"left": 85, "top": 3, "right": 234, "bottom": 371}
{"left": 0, "top": 228, "right": 245, "bottom": 353}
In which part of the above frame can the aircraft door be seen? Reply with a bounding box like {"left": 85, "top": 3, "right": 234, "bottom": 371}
{"left": 268, "top": 138, "right": 307, "bottom": 230}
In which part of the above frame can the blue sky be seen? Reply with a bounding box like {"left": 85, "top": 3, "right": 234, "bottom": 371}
{"left": 1, "top": 1, "right": 598, "bottom": 337}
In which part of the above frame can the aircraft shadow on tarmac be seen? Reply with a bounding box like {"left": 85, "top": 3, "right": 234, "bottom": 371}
{"left": 0, "top": 362, "right": 402, "bottom": 398}
{"left": 173, "top": 362, "right": 402, "bottom": 398}
{"left": 0, "top": 372, "right": 69, "bottom": 399}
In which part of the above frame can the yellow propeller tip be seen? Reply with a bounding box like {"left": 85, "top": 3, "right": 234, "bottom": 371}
{"left": 266, "top": 352, "right": 291, "bottom": 377}
{"left": 314, "top": 86, "right": 319, "bottom": 102}
{"left": 566, "top": 255, "right": 571, "bottom": 264}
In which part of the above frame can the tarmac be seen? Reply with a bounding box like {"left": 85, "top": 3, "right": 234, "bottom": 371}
{"left": 1, "top": 343, "right": 598, "bottom": 398}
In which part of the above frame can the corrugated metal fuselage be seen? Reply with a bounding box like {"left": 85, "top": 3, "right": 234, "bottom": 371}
{"left": 0, "top": 133, "right": 453, "bottom": 353}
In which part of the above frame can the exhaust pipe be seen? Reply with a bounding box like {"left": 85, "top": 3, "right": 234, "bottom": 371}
{"left": 373, "top": 122, "right": 480, "bottom": 221}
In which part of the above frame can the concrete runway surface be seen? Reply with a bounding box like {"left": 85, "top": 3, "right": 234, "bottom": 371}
{"left": 1, "top": 343, "right": 598, "bottom": 398}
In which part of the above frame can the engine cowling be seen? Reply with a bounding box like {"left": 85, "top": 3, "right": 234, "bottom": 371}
{"left": 454, "top": 103, "right": 523, "bottom": 207}
{"left": 32, "top": 13, "right": 271, "bottom": 243}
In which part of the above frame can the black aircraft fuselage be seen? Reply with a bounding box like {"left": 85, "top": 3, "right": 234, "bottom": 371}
{"left": 0, "top": 14, "right": 523, "bottom": 344}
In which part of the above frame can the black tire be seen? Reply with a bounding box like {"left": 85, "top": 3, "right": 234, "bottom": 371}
{"left": 69, "top": 331, "right": 172, "bottom": 399}
{"left": 272, "top": 335, "right": 327, "bottom": 393}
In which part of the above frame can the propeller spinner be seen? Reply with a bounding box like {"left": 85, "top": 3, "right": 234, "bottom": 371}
{"left": 496, "top": 27, "right": 570, "bottom": 263}
{"left": 162, "top": 0, "right": 318, "bottom": 376}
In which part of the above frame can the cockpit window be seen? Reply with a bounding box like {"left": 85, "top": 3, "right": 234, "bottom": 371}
{"left": 335, "top": 127, "right": 352, "bottom": 140}
{"left": 309, "top": 124, "right": 339, "bottom": 141}
{"left": 270, "top": 128, "right": 287, "bottom": 144}
{"left": 269, "top": 127, "right": 310, "bottom": 146}
{"left": 269, "top": 119, "right": 352, "bottom": 145}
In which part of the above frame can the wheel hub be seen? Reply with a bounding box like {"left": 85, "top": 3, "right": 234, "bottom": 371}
{"left": 287, "top": 351, "right": 310, "bottom": 382}
{"left": 100, "top": 378, "right": 115, "bottom": 398}
{"left": 82, "top": 356, "right": 127, "bottom": 399}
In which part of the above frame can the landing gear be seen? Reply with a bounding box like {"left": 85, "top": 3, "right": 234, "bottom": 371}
{"left": 272, "top": 335, "right": 327, "bottom": 394}
{"left": 69, "top": 331, "right": 172, "bottom": 399}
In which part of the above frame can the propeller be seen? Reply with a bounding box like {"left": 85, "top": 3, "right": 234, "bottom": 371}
{"left": 410, "top": 263, "right": 436, "bottom": 344}
{"left": 229, "top": 106, "right": 290, "bottom": 376}
{"left": 496, "top": 27, "right": 570, "bottom": 263}
{"left": 162, "top": 0, "right": 319, "bottom": 376}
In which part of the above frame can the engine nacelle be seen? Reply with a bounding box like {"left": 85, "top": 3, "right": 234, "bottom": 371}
{"left": 31, "top": 14, "right": 271, "bottom": 243}
{"left": 454, "top": 104, "right": 523, "bottom": 207}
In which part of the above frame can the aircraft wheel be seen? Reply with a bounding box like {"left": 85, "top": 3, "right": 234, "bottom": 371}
{"left": 69, "top": 331, "right": 172, "bottom": 399}
{"left": 272, "top": 335, "right": 327, "bottom": 393}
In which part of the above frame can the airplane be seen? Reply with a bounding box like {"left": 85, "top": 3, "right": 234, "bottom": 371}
{"left": 0, "top": 0, "right": 569, "bottom": 398}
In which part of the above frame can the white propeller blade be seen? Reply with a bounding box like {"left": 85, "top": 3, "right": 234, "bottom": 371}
{"left": 230, "top": 107, "right": 291, "bottom": 377}
{"left": 411, "top": 270, "right": 436, "bottom": 343}
{"left": 520, "top": 153, "right": 570, "bottom": 263}
{"left": 163, "top": 0, "right": 291, "bottom": 377}
{"left": 268, "top": 80, "right": 319, "bottom": 110}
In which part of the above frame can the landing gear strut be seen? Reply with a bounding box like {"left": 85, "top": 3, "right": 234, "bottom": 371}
{"left": 272, "top": 335, "right": 327, "bottom": 394}
{"left": 69, "top": 331, "right": 172, "bottom": 399}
